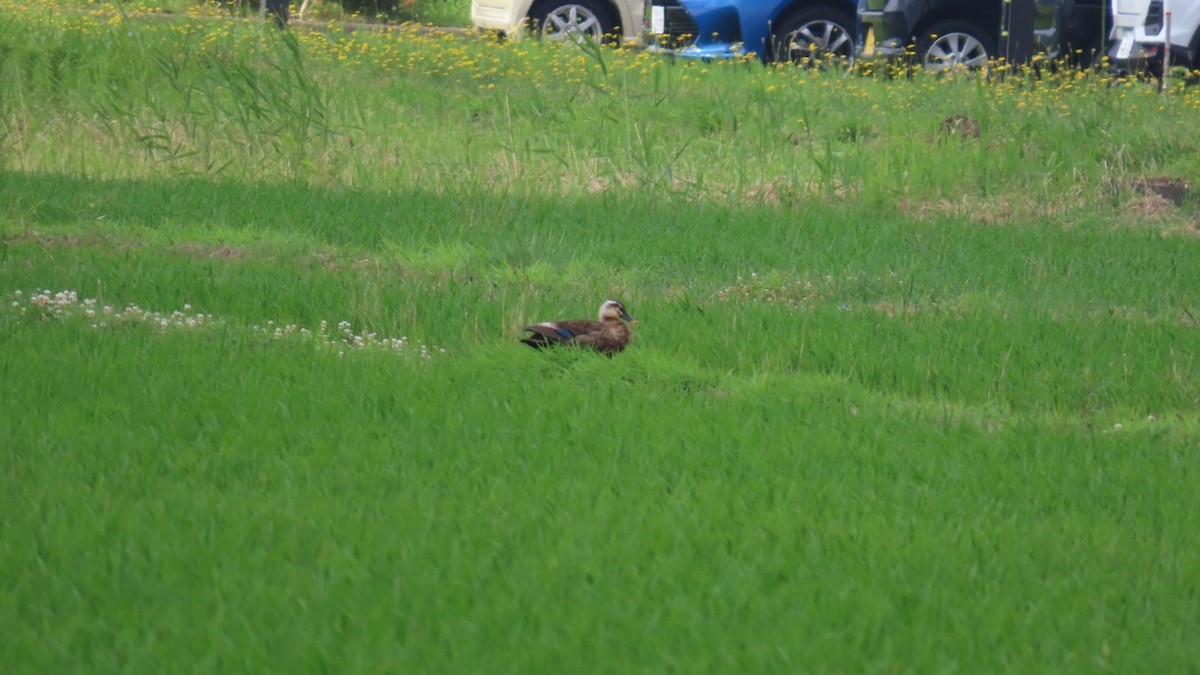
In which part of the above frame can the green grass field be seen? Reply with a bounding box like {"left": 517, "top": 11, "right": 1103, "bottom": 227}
{"left": 2, "top": 1, "right": 1199, "bottom": 672}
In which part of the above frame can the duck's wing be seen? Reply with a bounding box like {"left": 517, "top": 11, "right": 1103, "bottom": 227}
{"left": 521, "top": 323, "right": 571, "bottom": 348}
{"left": 556, "top": 320, "right": 627, "bottom": 355}
{"left": 571, "top": 332, "right": 627, "bottom": 355}
{"left": 521, "top": 319, "right": 609, "bottom": 350}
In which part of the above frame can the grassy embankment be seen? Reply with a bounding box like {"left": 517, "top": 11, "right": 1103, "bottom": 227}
{"left": 2, "top": 1, "right": 1199, "bottom": 671}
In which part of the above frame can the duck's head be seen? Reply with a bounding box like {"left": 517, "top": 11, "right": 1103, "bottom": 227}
{"left": 598, "top": 299, "right": 634, "bottom": 323}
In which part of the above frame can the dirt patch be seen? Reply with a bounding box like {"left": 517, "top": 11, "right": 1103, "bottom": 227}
{"left": 744, "top": 176, "right": 798, "bottom": 205}
{"left": 176, "top": 241, "right": 248, "bottom": 259}
{"left": 1161, "top": 222, "right": 1200, "bottom": 238}
{"left": 1120, "top": 193, "right": 1179, "bottom": 221}
{"left": 4, "top": 231, "right": 136, "bottom": 251}
{"left": 901, "top": 192, "right": 1084, "bottom": 226}
{"left": 937, "top": 114, "right": 982, "bottom": 142}
{"left": 586, "top": 173, "right": 639, "bottom": 193}
{"left": 1130, "top": 176, "right": 1190, "bottom": 207}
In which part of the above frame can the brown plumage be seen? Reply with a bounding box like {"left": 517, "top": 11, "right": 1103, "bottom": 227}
{"left": 520, "top": 300, "right": 636, "bottom": 356}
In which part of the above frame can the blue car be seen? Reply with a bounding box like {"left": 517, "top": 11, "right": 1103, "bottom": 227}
{"left": 644, "top": 0, "right": 859, "bottom": 63}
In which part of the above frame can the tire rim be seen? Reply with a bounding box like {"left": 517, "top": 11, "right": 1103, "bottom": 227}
{"left": 924, "top": 32, "right": 989, "bottom": 70}
{"left": 541, "top": 5, "right": 604, "bottom": 42}
{"left": 782, "top": 20, "right": 854, "bottom": 65}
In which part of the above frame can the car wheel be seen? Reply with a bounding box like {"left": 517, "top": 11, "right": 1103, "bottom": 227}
{"left": 771, "top": 7, "right": 856, "bottom": 67}
{"left": 529, "top": 0, "right": 615, "bottom": 43}
{"left": 916, "top": 20, "right": 995, "bottom": 71}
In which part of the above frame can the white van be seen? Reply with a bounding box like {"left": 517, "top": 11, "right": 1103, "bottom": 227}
{"left": 471, "top": 0, "right": 642, "bottom": 42}
{"left": 1109, "top": 0, "right": 1200, "bottom": 69}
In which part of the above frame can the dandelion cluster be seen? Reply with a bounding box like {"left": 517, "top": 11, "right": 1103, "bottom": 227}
{"left": 6, "top": 289, "right": 445, "bottom": 360}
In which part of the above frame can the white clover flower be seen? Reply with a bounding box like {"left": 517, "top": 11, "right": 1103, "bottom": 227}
{"left": 10, "top": 289, "right": 442, "bottom": 362}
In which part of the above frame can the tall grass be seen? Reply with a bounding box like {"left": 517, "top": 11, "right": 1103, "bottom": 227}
{"left": 2, "top": 2, "right": 1199, "bottom": 672}
{"left": 3, "top": 0, "right": 1198, "bottom": 201}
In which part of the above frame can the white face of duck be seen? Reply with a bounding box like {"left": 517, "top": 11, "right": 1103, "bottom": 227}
{"left": 599, "top": 300, "right": 634, "bottom": 323}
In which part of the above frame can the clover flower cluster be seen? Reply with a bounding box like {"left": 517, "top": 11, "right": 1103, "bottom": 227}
{"left": 7, "top": 289, "right": 445, "bottom": 360}
{"left": 9, "top": 289, "right": 216, "bottom": 330}
{"left": 254, "top": 319, "right": 446, "bottom": 360}
{"left": 716, "top": 272, "right": 920, "bottom": 314}
{"left": 715, "top": 272, "right": 840, "bottom": 308}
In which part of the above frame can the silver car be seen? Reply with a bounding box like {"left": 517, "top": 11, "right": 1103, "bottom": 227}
{"left": 472, "top": 0, "right": 643, "bottom": 42}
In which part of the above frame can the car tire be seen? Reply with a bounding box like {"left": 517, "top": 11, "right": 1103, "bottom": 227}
{"left": 770, "top": 6, "right": 856, "bottom": 67}
{"left": 528, "top": 0, "right": 616, "bottom": 43}
{"left": 915, "top": 19, "right": 995, "bottom": 71}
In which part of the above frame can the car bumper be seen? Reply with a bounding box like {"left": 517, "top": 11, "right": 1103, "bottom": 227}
{"left": 471, "top": 0, "right": 528, "bottom": 35}
{"left": 1109, "top": 22, "right": 1169, "bottom": 63}
{"left": 643, "top": 42, "right": 749, "bottom": 58}
{"left": 643, "top": 0, "right": 750, "bottom": 59}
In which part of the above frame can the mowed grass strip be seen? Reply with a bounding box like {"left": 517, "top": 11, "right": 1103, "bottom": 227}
{"left": 3, "top": 171, "right": 1198, "bottom": 421}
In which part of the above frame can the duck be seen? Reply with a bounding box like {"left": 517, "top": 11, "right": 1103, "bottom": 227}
{"left": 520, "top": 300, "right": 636, "bottom": 355}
